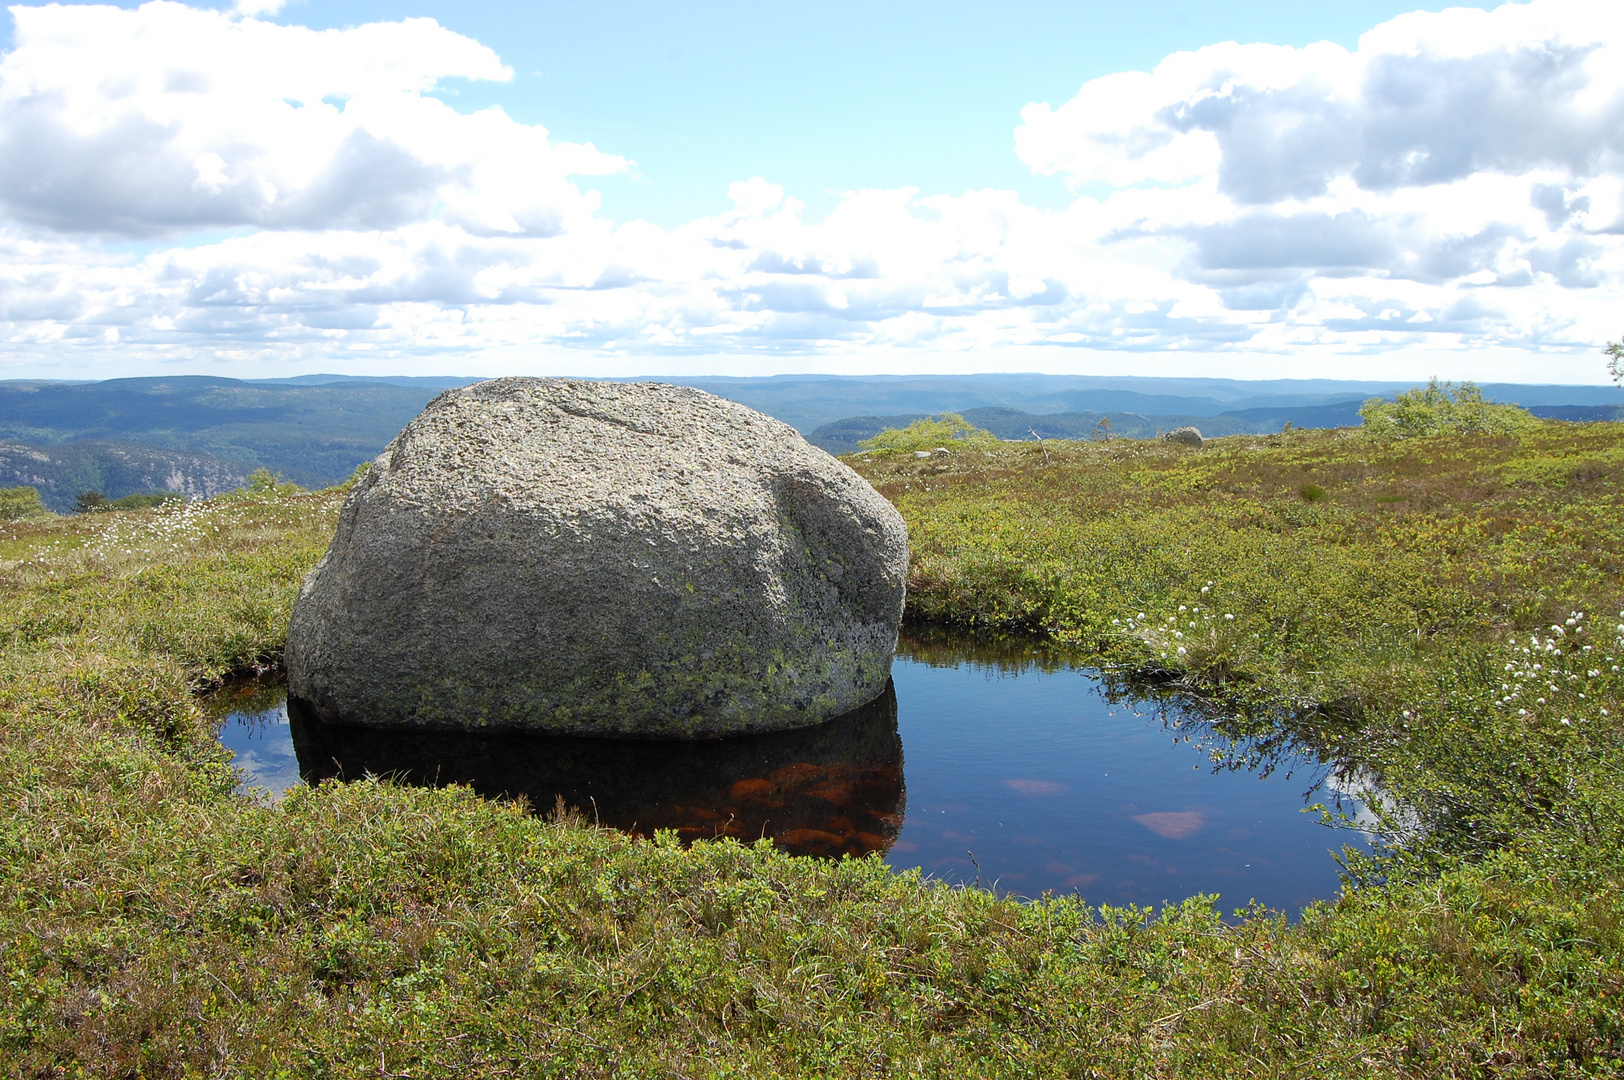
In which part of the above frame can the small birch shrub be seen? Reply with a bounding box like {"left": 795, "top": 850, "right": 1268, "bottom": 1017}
{"left": 0, "top": 485, "right": 49, "bottom": 521}
{"left": 1359, "top": 378, "right": 1540, "bottom": 440}
{"left": 858, "top": 413, "right": 1000, "bottom": 455}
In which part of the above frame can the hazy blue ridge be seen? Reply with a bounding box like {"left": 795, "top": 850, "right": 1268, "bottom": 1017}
{"left": 241, "top": 374, "right": 485, "bottom": 389}
{"left": 3, "top": 374, "right": 1620, "bottom": 500}
{"left": 1526, "top": 405, "right": 1624, "bottom": 422}
{"left": 651, "top": 374, "right": 1624, "bottom": 432}
{"left": 0, "top": 376, "right": 480, "bottom": 491}
{"left": 805, "top": 402, "right": 1365, "bottom": 454}
{"left": 804, "top": 395, "right": 1624, "bottom": 454}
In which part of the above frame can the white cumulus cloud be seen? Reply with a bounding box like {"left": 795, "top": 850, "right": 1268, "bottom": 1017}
{"left": 0, "top": 0, "right": 1619, "bottom": 377}
{"left": 0, "top": 1, "right": 624, "bottom": 237}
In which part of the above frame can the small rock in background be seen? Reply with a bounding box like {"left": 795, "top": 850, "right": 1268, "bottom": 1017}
{"left": 1161, "top": 426, "right": 1204, "bottom": 448}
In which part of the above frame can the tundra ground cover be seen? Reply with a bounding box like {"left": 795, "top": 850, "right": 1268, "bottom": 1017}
{"left": 2, "top": 425, "right": 1623, "bottom": 1075}
{"left": 856, "top": 423, "right": 1624, "bottom": 870}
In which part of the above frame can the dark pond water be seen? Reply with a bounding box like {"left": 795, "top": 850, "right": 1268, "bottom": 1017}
{"left": 209, "top": 635, "right": 1367, "bottom": 912}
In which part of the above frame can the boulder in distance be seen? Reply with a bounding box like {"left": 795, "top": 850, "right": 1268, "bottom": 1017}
{"left": 285, "top": 378, "right": 909, "bottom": 737}
{"left": 1161, "top": 426, "right": 1204, "bottom": 448}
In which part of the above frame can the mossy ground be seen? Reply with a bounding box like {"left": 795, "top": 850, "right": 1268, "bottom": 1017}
{"left": 3, "top": 425, "right": 1624, "bottom": 1076}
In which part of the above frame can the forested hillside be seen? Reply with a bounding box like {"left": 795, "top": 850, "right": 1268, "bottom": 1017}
{"left": 0, "top": 439, "right": 250, "bottom": 512}
{"left": 0, "top": 376, "right": 474, "bottom": 492}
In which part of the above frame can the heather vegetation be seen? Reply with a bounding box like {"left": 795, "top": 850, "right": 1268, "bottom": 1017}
{"left": 3, "top": 400, "right": 1624, "bottom": 1074}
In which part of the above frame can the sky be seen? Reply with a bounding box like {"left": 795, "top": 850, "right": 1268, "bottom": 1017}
{"left": 0, "top": 0, "right": 1620, "bottom": 384}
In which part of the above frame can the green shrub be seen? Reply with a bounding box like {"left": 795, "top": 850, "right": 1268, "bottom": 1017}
{"left": 1359, "top": 378, "right": 1540, "bottom": 440}
{"left": 857, "top": 413, "right": 1000, "bottom": 455}
{"left": 232, "top": 467, "right": 304, "bottom": 497}
{"left": 108, "top": 491, "right": 184, "bottom": 511}
{"left": 0, "top": 485, "right": 49, "bottom": 521}
{"left": 72, "top": 490, "right": 185, "bottom": 513}
{"left": 339, "top": 459, "right": 373, "bottom": 490}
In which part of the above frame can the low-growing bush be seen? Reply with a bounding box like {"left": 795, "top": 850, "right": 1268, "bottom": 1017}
{"left": 0, "top": 484, "right": 49, "bottom": 520}
{"left": 1359, "top": 378, "right": 1540, "bottom": 440}
{"left": 858, "top": 412, "right": 1000, "bottom": 455}
{"left": 232, "top": 466, "right": 304, "bottom": 497}
{"left": 74, "top": 489, "right": 186, "bottom": 513}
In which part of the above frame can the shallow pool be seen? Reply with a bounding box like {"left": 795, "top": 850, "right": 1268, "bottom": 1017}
{"left": 211, "top": 635, "right": 1366, "bottom": 912}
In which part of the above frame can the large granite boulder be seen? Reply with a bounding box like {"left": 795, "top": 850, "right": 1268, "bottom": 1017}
{"left": 285, "top": 378, "right": 909, "bottom": 737}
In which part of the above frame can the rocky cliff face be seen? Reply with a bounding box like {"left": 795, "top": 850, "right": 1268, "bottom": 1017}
{"left": 0, "top": 439, "right": 252, "bottom": 511}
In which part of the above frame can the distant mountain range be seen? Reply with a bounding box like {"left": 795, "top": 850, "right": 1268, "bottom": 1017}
{"left": 805, "top": 400, "right": 1624, "bottom": 454}
{"left": 0, "top": 376, "right": 476, "bottom": 503}
{"left": 805, "top": 404, "right": 1363, "bottom": 454}
{"left": 2, "top": 372, "right": 1620, "bottom": 506}
{"left": 657, "top": 373, "right": 1624, "bottom": 433}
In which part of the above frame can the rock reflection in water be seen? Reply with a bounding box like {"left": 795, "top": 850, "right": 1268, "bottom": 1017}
{"left": 287, "top": 683, "right": 904, "bottom": 858}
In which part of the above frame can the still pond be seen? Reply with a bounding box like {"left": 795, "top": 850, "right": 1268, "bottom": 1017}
{"left": 211, "top": 633, "right": 1368, "bottom": 912}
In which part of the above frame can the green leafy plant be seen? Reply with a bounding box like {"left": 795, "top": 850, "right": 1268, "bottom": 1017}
{"left": 72, "top": 489, "right": 185, "bottom": 513}
{"left": 0, "top": 485, "right": 50, "bottom": 521}
{"left": 1358, "top": 378, "right": 1540, "bottom": 440}
{"left": 107, "top": 491, "right": 184, "bottom": 511}
{"left": 232, "top": 467, "right": 304, "bottom": 497}
{"left": 857, "top": 413, "right": 1000, "bottom": 455}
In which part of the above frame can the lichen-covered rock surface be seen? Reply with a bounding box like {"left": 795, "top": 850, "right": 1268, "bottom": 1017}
{"left": 285, "top": 378, "right": 908, "bottom": 736}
